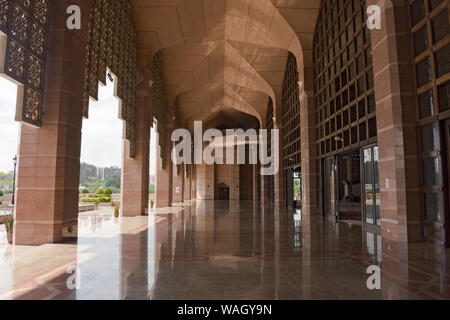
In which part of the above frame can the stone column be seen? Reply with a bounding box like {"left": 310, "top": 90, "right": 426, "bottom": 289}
{"left": 299, "top": 66, "right": 319, "bottom": 219}
{"left": 368, "top": 0, "right": 421, "bottom": 242}
{"left": 120, "top": 82, "right": 151, "bottom": 217}
{"left": 14, "top": 0, "right": 91, "bottom": 245}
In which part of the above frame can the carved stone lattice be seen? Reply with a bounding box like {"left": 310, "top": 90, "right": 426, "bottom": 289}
{"left": 0, "top": 0, "right": 51, "bottom": 127}
{"left": 152, "top": 51, "right": 167, "bottom": 165}
{"left": 281, "top": 53, "right": 301, "bottom": 169}
{"left": 83, "top": 0, "right": 138, "bottom": 158}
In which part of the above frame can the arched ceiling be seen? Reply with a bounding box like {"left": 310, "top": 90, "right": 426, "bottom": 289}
{"left": 131, "top": 0, "right": 320, "bottom": 128}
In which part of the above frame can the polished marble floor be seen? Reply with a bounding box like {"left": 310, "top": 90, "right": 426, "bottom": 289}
{"left": 0, "top": 201, "right": 450, "bottom": 300}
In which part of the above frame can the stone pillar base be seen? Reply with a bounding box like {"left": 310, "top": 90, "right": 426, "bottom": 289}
{"left": 14, "top": 221, "right": 63, "bottom": 246}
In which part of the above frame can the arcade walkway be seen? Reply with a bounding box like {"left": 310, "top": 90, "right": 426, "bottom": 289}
{"left": 0, "top": 203, "right": 449, "bottom": 300}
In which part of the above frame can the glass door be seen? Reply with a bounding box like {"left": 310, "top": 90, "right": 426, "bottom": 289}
{"left": 324, "top": 157, "right": 337, "bottom": 219}
{"left": 363, "top": 146, "right": 380, "bottom": 226}
{"left": 445, "top": 120, "right": 450, "bottom": 247}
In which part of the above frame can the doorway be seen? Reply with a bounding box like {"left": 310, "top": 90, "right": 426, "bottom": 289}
{"left": 293, "top": 169, "right": 301, "bottom": 208}
{"left": 362, "top": 146, "right": 380, "bottom": 226}
{"left": 215, "top": 182, "right": 230, "bottom": 201}
{"left": 324, "top": 157, "right": 337, "bottom": 220}
{"left": 338, "top": 150, "right": 362, "bottom": 223}
{"left": 444, "top": 119, "right": 450, "bottom": 247}
{"left": 219, "top": 187, "right": 230, "bottom": 200}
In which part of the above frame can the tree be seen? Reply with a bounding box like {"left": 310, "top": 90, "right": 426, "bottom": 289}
{"left": 80, "top": 188, "right": 89, "bottom": 194}
{"left": 86, "top": 177, "right": 103, "bottom": 194}
{"left": 105, "top": 174, "right": 121, "bottom": 189}
{"left": 104, "top": 188, "right": 113, "bottom": 196}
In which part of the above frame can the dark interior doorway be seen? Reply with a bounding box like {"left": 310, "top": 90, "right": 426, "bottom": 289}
{"left": 215, "top": 183, "right": 230, "bottom": 200}
{"left": 339, "top": 150, "right": 362, "bottom": 222}
{"left": 219, "top": 187, "right": 229, "bottom": 200}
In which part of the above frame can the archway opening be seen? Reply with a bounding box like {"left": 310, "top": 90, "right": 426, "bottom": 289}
{"left": 149, "top": 119, "right": 157, "bottom": 211}
{"left": 0, "top": 77, "right": 19, "bottom": 214}
{"left": 79, "top": 72, "right": 123, "bottom": 213}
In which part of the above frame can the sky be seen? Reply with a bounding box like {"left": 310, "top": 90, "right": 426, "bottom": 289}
{"left": 0, "top": 77, "right": 19, "bottom": 173}
{"left": 0, "top": 75, "right": 156, "bottom": 175}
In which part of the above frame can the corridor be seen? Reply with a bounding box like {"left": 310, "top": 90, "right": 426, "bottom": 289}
{"left": 1, "top": 202, "right": 449, "bottom": 300}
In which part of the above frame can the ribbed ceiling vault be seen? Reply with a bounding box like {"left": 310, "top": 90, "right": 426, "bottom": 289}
{"left": 131, "top": 0, "right": 320, "bottom": 128}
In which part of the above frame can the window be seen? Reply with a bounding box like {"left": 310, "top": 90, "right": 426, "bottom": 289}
{"left": 313, "top": 0, "right": 376, "bottom": 157}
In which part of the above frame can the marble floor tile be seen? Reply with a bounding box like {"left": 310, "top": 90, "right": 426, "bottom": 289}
{"left": 0, "top": 202, "right": 450, "bottom": 300}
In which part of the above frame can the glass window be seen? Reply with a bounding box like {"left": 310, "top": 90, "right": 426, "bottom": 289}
{"left": 413, "top": 26, "right": 428, "bottom": 56}
{"left": 434, "top": 43, "right": 450, "bottom": 78}
{"left": 421, "top": 123, "right": 438, "bottom": 152}
{"left": 364, "top": 148, "right": 374, "bottom": 224}
{"left": 437, "top": 81, "right": 449, "bottom": 112}
{"left": 416, "top": 57, "right": 432, "bottom": 87}
{"left": 374, "top": 147, "right": 380, "bottom": 225}
{"left": 411, "top": 0, "right": 425, "bottom": 26}
{"left": 418, "top": 90, "right": 434, "bottom": 118}
{"left": 424, "top": 193, "right": 440, "bottom": 221}
{"left": 431, "top": 10, "right": 449, "bottom": 44}
{"left": 422, "top": 157, "right": 440, "bottom": 186}
{"left": 429, "top": 0, "right": 444, "bottom": 10}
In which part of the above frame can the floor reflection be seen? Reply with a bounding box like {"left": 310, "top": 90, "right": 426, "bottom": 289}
{"left": 0, "top": 202, "right": 450, "bottom": 300}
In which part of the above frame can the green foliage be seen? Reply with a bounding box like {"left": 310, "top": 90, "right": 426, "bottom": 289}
{"left": 109, "top": 187, "right": 120, "bottom": 194}
{"left": 0, "top": 190, "right": 3, "bottom": 197}
{"left": 86, "top": 177, "right": 103, "bottom": 193}
{"left": 4, "top": 215, "right": 14, "bottom": 233}
{"left": 149, "top": 184, "right": 155, "bottom": 195}
{"left": 80, "top": 188, "right": 90, "bottom": 194}
{"left": 114, "top": 204, "right": 120, "bottom": 213}
{"left": 150, "top": 199, "right": 155, "bottom": 208}
{"left": 81, "top": 197, "right": 111, "bottom": 203}
{"left": 0, "top": 171, "right": 13, "bottom": 194}
{"left": 81, "top": 198, "right": 100, "bottom": 204}
{"left": 96, "top": 188, "right": 104, "bottom": 195}
{"left": 105, "top": 174, "right": 121, "bottom": 189}
{"left": 104, "top": 188, "right": 113, "bottom": 196}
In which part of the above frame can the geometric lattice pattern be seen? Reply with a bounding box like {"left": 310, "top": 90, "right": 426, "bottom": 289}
{"left": 409, "top": 0, "right": 450, "bottom": 226}
{"left": 313, "top": 0, "right": 377, "bottom": 157}
{"left": 82, "top": 0, "right": 137, "bottom": 158}
{"left": 282, "top": 53, "right": 301, "bottom": 169}
{"left": 0, "top": 0, "right": 51, "bottom": 127}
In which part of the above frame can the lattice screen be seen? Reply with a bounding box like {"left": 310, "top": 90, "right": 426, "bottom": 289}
{"left": 313, "top": 0, "right": 376, "bottom": 158}
{"left": 82, "top": 0, "right": 137, "bottom": 158}
{"left": 266, "top": 98, "right": 274, "bottom": 156}
{"left": 282, "top": 53, "right": 301, "bottom": 169}
{"left": 409, "top": 0, "right": 449, "bottom": 223}
{"left": 0, "top": 0, "right": 51, "bottom": 127}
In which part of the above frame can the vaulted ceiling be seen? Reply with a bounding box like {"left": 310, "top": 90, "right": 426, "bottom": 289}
{"left": 131, "top": 0, "right": 320, "bottom": 130}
